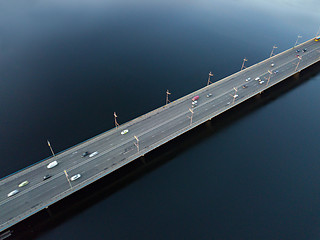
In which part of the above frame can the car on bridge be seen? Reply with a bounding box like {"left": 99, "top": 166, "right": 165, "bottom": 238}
{"left": 43, "top": 175, "right": 52, "bottom": 181}
{"left": 89, "top": 151, "right": 98, "bottom": 158}
{"left": 192, "top": 96, "right": 199, "bottom": 101}
{"left": 192, "top": 101, "right": 197, "bottom": 107}
{"left": 18, "top": 181, "right": 29, "bottom": 188}
{"left": 121, "top": 129, "right": 129, "bottom": 135}
{"left": 82, "top": 152, "right": 90, "bottom": 157}
{"left": 47, "top": 161, "right": 58, "bottom": 169}
{"left": 70, "top": 174, "right": 81, "bottom": 181}
{"left": 315, "top": 36, "right": 320, "bottom": 41}
{"left": 7, "top": 190, "right": 19, "bottom": 198}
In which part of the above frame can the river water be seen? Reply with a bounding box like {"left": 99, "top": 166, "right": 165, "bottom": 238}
{"left": 0, "top": 0, "right": 320, "bottom": 239}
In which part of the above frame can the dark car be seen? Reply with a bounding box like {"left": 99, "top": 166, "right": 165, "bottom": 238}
{"left": 82, "top": 151, "right": 90, "bottom": 157}
{"left": 242, "top": 85, "right": 248, "bottom": 89}
{"left": 43, "top": 175, "right": 52, "bottom": 181}
{"left": 302, "top": 48, "right": 307, "bottom": 52}
{"left": 296, "top": 49, "right": 300, "bottom": 53}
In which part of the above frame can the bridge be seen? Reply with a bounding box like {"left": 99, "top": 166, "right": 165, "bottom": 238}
{"left": 1, "top": 37, "right": 320, "bottom": 233}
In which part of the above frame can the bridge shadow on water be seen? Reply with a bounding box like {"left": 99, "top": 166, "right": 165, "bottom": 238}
{"left": 8, "top": 62, "right": 320, "bottom": 239}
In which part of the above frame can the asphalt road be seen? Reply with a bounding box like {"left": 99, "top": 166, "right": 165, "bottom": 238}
{"left": 0, "top": 38, "right": 319, "bottom": 232}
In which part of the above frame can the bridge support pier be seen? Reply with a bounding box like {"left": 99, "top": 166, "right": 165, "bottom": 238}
{"left": 140, "top": 156, "right": 146, "bottom": 164}
{"left": 45, "top": 206, "right": 53, "bottom": 217}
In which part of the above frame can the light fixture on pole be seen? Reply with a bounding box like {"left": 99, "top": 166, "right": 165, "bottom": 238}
{"left": 207, "top": 72, "right": 214, "bottom": 86}
{"left": 230, "top": 87, "right": 238, "bottom": 104}
{"left": 64, "top": 170, "right": 72, "bottom": 189}
{"left": 188, "top": 108, "right": 194, "bottom": 126}
{"left": 294, "top": 35, "right": 302, "bottom": 47}
{"left": 241, "top": 58, "right": 248, "bottom": 71}
{"left": 134, "top": 135, "right": 139, "bottom": 152}
{"left": 266, "top": 70, "right": 273, "bottom": 86}
{"left": 47, "top": 140, "right": 55, "bottom": 157}
{"left": 270, "top": 45, "right": 278, "bottom": 58}
{"left": 114, "top": 112, "right": 119, "bottom": 128}
{"left": 295, "top": 56, "right": 302, "bottom": 71}
{"left": 166, "top": 89, "right": 171, "bottom": 105}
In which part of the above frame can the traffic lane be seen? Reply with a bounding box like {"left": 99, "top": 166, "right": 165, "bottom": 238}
{"left": 0, "top": 174, "right": 71, "bottom": 224}
{"left": 0, "top": 61, "right": 298, "bottom": 222}
{"left": 0, "top": 44, "right": 302, "bottom": 201}
{"left": 0, "top": 38, "right": 315, "bottom": 192}
{"left": 1, "top": 38, "right": 318, "bottom": 223}
{"left": 0, "top": 44, "right": 316, "bottom": 203}
{"left": 1, "top": 38, "right": 317, "bottom": 185}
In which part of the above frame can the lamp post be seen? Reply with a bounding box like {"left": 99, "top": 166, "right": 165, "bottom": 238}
{"left": 47, "top": 140, "right": 55, "bottom": 157}
{"left": 295, "top": 56, "right": 302, "bottom": 72}
{"left": 231, "top": 87, "right": 238, "bottom": 104}
{"left": 241, "top": 58, "right": 248, "bottom": 71}
{"left": 64, "top": 170, "right": 72, "bottom": 189}
{"left": 266, "top": 70, "right": 273, "bottom": 86}
{"left": 270, "top": 45, "right": 278, "bottom": 58}
{"left": 114, "top": 112, "right": 119, "bottom": 128}
{"left": 188, "top": 108, "right": 194, "bottom": 126}
{"left": 166, "top": 89, "right": 171, "bottom": 105}
{"left": 294, "top": 35, "right": 302, "bottom": 47}
{"left": 207, "top": 72, "right": 213, "bottom": 86}
{"left": 134, "top": 135, "right": 139, "bottom": 152}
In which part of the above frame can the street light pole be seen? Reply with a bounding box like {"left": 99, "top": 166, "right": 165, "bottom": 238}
{"left": 232, "top": 87, "right": 238, "bottom": 104}
{"left": 294, "top": 35, "right": 302, "bottom": 47}
{"left": 241, "top": 58, "right": 247, "bottom": 71}
{"left": 114, "top": 112, "right": 119, "bottom": 128}
{"left": 207, "top": 72, "right": 213, "bottom": 86}
{"left": 316, "top": 26, "right": 320, "bottom": 37}
{"left": 270, "top": 45, "right": 278, "bottom": 58}
{"left": 64, "top": 170, "right": 72, "bottom": 189}
{"left": 134, "top": 135, "right": 139, "bottom": 152}
{"left": 266, "top": 70, "right": 273, "bottom": 86}
{"left": 47, "top": 140, "right": 55, "bottom": 157}
{"left": 166, "top": 89, "right": 171, "bottom": 105}
{"left": 295, "top": 56, "right": 302, "bottom": 71}
{"left": 188, "top": 108, "right": 194, "bottom": 126}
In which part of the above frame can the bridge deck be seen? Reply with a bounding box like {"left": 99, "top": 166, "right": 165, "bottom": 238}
{"left": 1, "top": 38, "right": 320, "bottom": 232}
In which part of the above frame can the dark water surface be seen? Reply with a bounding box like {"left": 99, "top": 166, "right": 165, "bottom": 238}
{"left": 1, "top": 0, "right": 320, "bottom": 239}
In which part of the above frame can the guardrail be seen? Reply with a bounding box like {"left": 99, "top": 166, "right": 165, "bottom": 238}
{"left": 1, "top": 38, "right": 319, "bottom": 232}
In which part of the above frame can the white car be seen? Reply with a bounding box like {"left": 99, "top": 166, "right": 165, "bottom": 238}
{"left": 121, "top": 129, "right": 129, "bottom": 135}
{"left": 89, "top": 151, "right": 98, "bottom": 158}
{"left": 7, "top": 190, "right": 19, "bottom": 197}
{"left": 259, "top": 81, "right": 265, "bottom": 84}
{"left": 234, "top": 94, "right": 239, "bottom": 98}
{"left": 70, "top": 174, "right": 81, "bottom": 181}
{"left": 255, "top": 77, "right": 260, "bottom": 81}
{"left": 47, "top": 160, "right": 58, "bottom": 169}
{"left": 245, "top": 77, "right": 251, "bottom": 82}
